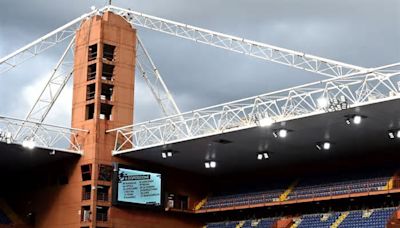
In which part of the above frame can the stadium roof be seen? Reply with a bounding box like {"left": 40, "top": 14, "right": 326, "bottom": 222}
{"left": 0, "top": 142, "right": 79, "bottom": 172}
{"left": 117, "top": 98, "right": 400, "bottom": 175}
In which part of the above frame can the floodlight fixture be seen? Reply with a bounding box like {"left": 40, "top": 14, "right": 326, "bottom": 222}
{"left": 353, "top": 115, "right": 362, "bottom": 125}
{"left": 345, "top": 114, "right": 366, "bottom": 125}
{"left": 259, "top": 117, "right": 273, "bottom": 127}
{"left": 388, "top": 130, "right": 400, "bottom": 139}
{"left": 22, "top": 138, "right": 36, "bottom": 149}
{"left": 257, "top": 152, "right": 270, "bottom": 160}
{"left": 317, "top": 97, "right": 329, "bottom": 108}
{"left": 205, "top": 160, "right": 217, "bottom": 169}
{"left": 316, "top": 141, "right": 332, "bottom": 151}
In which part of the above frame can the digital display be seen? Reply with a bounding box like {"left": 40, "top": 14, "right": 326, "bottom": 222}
{"left": 116, "top": 167, "right": 162, "bottom": 206}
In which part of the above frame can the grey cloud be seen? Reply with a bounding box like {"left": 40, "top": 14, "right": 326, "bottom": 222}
{"left": 0, "top": 0, "right": 399, "bottom": 125}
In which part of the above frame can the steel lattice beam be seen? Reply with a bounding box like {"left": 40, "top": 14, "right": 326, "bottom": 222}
{"left": 108, "top": 5, "right": 373, "bottom": 78}
{"left": 0, "top": 115, "right": 87, "bottom": 154}
{"left": 0, "top": 9, "right": 99, "bottom": 75}
{"left": 21, "top": 37, "right": 75, "bottom": 124}
{"left": 107, "top": 64, "right": 400, "bottom": 153}
{"left": 136, "top": 35, "right": 181, "bottom": 116}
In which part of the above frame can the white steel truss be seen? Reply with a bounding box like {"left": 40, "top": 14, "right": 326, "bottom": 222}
{"left": 0, "top": 115, "right": 87, "bottom": 154}
{"left": 107, "top": 64, "right": 400, "bottom": 154}
{"left": 20, "top": 37, "right": 75, "bottom": 125}
{"left": 136, "top": 35, "right": 181, "bottom": 116}
{"left": 0, "top": 10, "right": 99, "bottom": 75}
{"left": 1, "top": 6, "right": 379, "bottom": 80}
{"left": 1, "top": 5, "right": 399, "bottom": 155}
{"left": 109, "top": 5, "right": 370, "bottom": 78}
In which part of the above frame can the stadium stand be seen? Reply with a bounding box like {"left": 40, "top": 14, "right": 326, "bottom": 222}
{"left": 202, "top": 189, "right": 283, "bottom": 209}
{"left": 205, "top": 207, "right": 397, "bottom": 228}
{"left": 288, "top": 170, "right": 393, "bottom": 200}
{"left": 338, "top": 207, "right": 397, "bottom": 228}
{"left": 297, "top": 212, "right": 340, "bottom": 228}
{"left": 206, "top": 221, "right": 238, "bottom": 228}
{"left": 201, "top": 169, "right": 396, "bottom": 210}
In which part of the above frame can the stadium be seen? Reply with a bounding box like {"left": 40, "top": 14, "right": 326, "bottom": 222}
{"left": 0, "top": 1, "right": 399, "bottom": 227}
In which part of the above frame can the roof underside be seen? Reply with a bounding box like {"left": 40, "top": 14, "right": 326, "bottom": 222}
{"left": 0, "top": 143, "right": 79, "bottom": 172}
{"left": 117, "top": 98, "right": 400, "bottom": 176}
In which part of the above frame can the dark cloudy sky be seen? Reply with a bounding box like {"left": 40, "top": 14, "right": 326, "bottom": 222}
{"left": 0, "top": 0, "right": 399, "bottom": 127}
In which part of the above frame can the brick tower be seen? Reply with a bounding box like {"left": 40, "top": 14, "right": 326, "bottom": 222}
{"left": 71, "top": 12, "right": 136, "bottom": 227}
{"left": 33, "top": 11, "right": 201, "bottom": 228}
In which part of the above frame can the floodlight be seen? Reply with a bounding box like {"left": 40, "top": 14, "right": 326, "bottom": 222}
{"left": 317, "top": 97, "right": 329, "bottom": 108}
{"left": 210, "top": 161, "right": 217, "bottom": 168}
{"left": 204, "top": 162, "right": 210, "bottom": 169}
{"left": 167, "top": 151, "right": 173, "bottom": 157}
{"left": 316, "top": 141, "right": 332, "bottom": 151}
{"left": 161, "top": 152, "right": 167, "bottom": 158}
{"left": 259, "top": 117, "right": 273, "bottom": 127}
{"left": 278, "top": 129, "right": 287, "bottom": 138}
{"left": 397, "top": 130, "right": 400, "bottom": 138}
{"left": 22, "top": 138, "right": 35, "bottom": 149}
{"left": 323, "top": 142, "right": 331, "bottom": 150}
{"left": 257, "top": 152, "right": 270, "bottom": 160}
{"left": 353, "top": 115, "right": 362, "bottom": 125}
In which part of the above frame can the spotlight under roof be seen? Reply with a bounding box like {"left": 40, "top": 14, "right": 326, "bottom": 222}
{"left": 388, "top": 130, "right": 400, "bottom": 139}
{"left": 257, "top": 152, "right": 269, "bottom": 160}
{"left": 205, "top": 160, "right": 217, "bottom": 169}
{"left": 161, "top": 149, "right": 175, "bottom": 159}
{"left": 353, "top": 115, "right": 362, "bottom": 125}
{"left": 317, "top": 96, "right": 329, "bottom": 108}
{"left": 273, "top": 129, "right": 288, "bottom": 138}
{"left": 345, "top": 114, "right": 366, "bottom": 125}
{"left": 22, "top": 138, "right": 36, "bottom": 150}
{"left": 316, "top": 141, "right": 332, "bottom": 151}
{"left": 259, "top": 117, "right": 273, "bottom": 127}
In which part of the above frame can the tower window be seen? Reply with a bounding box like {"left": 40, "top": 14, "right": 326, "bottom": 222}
{"left": 97, "top": 185, "right": 110, "bottom": 202}
{"left": 102, "top": 63, "right": 114, "bottom": 81}
{"left": 87, "top": 63, "right": 96, "bottom": 81}
{"left": 98, "top": 164, "right": 113, "bottom": 181}
{"left": 81, "top": 206, "right": 91, "bottom": 222}
{"left": 86, "top": 84, "right": 96, "bottom": 101}
{"left": 88, "top": 44, "right": 98, "bottom": 61}
{"left": 85, "top": 104, "right": 95, "bottom": 120}
{"left": 100, "top": 84, "right": 113, "bottom": 101}
{"left": 81, "top": 164, "right": 92, "bottom": 181}
{"left": 100, "top": 104, "right": 113, "bottom": 120}
{"left": 103, "top": 44, "right": 116, "bottom": 61}
{"left": 96, "top": 206, "right": 109, "bottom": 222}
{"left": 82, "top": 185, "right": 91, "bottom": 200}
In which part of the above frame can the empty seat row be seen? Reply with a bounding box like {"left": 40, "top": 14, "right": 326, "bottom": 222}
{"left": 206, "top": 207, "right": 397, "bottom": 228}
{"left": 288, "top": 176, "right": 390, "bottom": 200}
{"left": 202, "top": 173, "right": 393, "bottom": 210}
{"left": 339, "top": 207, "right": 396, "bottom": 228}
